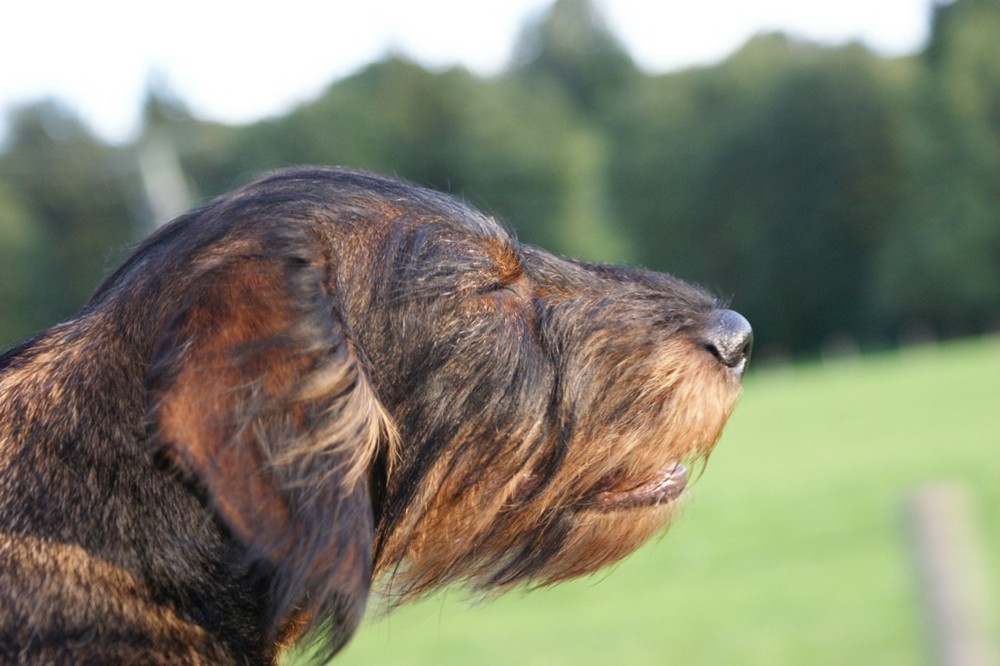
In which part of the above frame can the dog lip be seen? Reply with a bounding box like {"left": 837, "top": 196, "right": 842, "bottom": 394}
{"left": 590, "top": 463, "right": 688, "bottom": 511}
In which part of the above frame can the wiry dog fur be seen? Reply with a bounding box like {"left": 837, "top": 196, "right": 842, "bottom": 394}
{"left": 0, "top": 167, "right": 750, "bottom": 664}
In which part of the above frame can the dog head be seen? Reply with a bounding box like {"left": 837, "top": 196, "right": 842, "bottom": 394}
{"left": 102, "top": 167, "right": 750, "bottom": 652}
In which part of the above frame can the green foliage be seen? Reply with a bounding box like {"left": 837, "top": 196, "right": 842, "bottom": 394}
{"left": 286, "top": 336, "right": 1000, "bottom": 665}
{"left": 182, "top": 58, "right": 584, "bottom": 253}
{"left": 512, "top": 0, "right": 638, "bottom": 115}
{"left": 872, "top": 0, "right": 1000, "bottom": 338}
{"left": 608, "top": 37, "right": 909, "bottom": 354}
{"left": 1, "top": 0, "right": 999, "bottom": 354}
{"left": 0, "top": 181, "right": 45, "bottom": 344}
{"left": 0, "top": 101, "right": 140, "bottom": 343}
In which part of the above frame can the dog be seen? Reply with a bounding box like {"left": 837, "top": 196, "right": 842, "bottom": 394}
{"left": 0, "top": 167, "right": 751, "bottom": 664}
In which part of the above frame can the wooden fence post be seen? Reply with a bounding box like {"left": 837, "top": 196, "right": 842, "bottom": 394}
{"left": 907, "top": 483, "right": 999, "bottom": 666}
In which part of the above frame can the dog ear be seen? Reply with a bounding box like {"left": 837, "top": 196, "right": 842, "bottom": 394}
{"left": 146, "top": 248, "right": 396, "bottom": 650}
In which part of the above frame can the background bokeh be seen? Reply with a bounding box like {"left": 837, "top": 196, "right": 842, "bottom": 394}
{"left": 2, "top": 0, "right": 998, "bottom": 358}
{"left": 1, "top": 1, "right": 997, "bottom": 663}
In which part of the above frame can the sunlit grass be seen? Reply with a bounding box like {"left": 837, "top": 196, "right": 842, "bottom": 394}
{"left": 287, "top": 336, "right": 1000, "bottom": 665}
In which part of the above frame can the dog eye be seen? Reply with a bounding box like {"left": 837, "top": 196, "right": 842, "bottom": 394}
{"left": 482, "top": 281, "right": 511, "bottom": 294}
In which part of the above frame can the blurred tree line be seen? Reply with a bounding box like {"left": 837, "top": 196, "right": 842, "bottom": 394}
{"left": 1, "top": 0, "right": 998, "bottom": 358}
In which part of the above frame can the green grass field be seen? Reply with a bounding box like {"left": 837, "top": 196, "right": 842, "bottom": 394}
{"left": 294, "top": 336, "right": 1000, "bottom": 665}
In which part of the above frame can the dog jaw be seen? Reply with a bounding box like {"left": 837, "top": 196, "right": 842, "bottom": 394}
{"left": 359, "top": 216, "right": 746, "bottom": 602}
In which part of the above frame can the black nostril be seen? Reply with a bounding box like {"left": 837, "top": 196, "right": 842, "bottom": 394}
{"left": 702, "top": 309, "right": 753, "bottom": 371}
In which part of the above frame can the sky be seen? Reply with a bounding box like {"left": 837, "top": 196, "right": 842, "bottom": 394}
{"left": 1, "top": 0, "right": 935, "bottom": 143}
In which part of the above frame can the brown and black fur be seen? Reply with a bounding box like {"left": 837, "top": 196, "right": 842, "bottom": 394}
{"left": 0, "top": 167, "right": 751, "bottom": 664}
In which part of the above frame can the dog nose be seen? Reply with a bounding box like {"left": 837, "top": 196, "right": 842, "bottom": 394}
{"left": 701, "top": 309, "right": 753, "bottom": 372}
